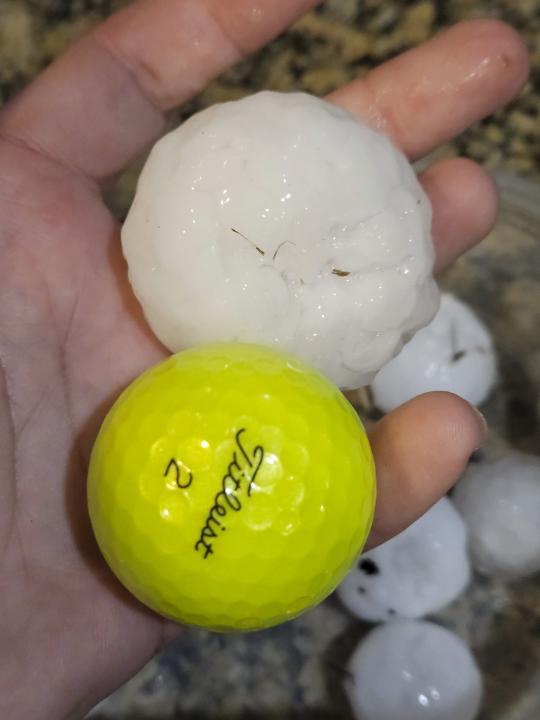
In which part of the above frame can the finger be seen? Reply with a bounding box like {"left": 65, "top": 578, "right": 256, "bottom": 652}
{"left": 329, "top": 19, "right": 529, "bottom": 160}
{"left": 366, "top": 392, "right": 487, "bottom": 549}
{"left": 420, "top": 157, "right": 499, "bottom": 273}
{"left": 0, "top": 0, "right": 319, "bottom": 182}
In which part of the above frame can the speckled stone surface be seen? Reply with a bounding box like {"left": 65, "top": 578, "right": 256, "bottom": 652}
{"left": 1, "top": 1, "right": 539, "bottom": 719}
{"left": 0, "top": 0, "right": 539, "bottom": 185}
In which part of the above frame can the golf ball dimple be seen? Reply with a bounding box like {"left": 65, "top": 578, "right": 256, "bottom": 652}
{"left": 346, "top": 621, "right": 483, "bottom": 720}
{"left": 122, "top": 91, "right": 438, "bottom": 390}
{"left": 88, "top": 343, "right": 376, "bottom": 631}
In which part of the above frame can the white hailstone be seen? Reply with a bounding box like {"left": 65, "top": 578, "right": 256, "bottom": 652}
{"left": 336, "top": 497, "right": 470, "bottom": 621}
{"left": 453, "top": 453, "right": 540, "bottom": 579}
{"left": 371, "top": 292, "right": 496, "bottom": 411}
{"left": 346, "top": 621, "right": 483, "bottom": 720}
{"left": 122, "top": 91, "right": 438, "bottom": 389}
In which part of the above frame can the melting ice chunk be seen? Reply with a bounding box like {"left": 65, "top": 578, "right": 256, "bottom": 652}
{"left": 345, "top": 620, "right": 483, "bottom": 720}
{"left": 454, "top": 452, "right": 540, "bottom": 580}
{"left": 337, "top": 497, "right": 470, "bottom": 621}
{"left": 122, "top": 91, "right": 438, "bottom": 389}
{"left": 371, "top": 292, "right": 496, "bottom": 411}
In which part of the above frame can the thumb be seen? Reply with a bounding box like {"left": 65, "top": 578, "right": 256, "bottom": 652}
{"left": 366, "top": 391, "right": 487, "bottom": 549}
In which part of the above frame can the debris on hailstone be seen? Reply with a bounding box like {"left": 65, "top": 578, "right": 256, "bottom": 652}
{"left": 371, "top": 292, "right": 496, "bottom": 411}
{"left": 122, "top": 91, "right": 438, "bottom": 389}
{"left": 337, "top": 497, "right": 470, "bottom": 621}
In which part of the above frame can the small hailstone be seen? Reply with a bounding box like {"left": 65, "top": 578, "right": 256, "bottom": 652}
{"left": 371, "top": 292, "right": 496, "bottom": 411}
{"left": 453, "top": 453, "right": 540, "bottom": 580}
{"left": 336, "top": 497, "right": 470, "bottom": 621}
{"left": 346, "top": 620, "right": 483, "bottom": 720}
{"left": 122, "top": 91, "right": 438, "bottom": 389}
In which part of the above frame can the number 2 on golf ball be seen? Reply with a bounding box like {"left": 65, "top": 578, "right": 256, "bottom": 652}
{"left": 87, "top": 344, "right": 376, "bottom": 631}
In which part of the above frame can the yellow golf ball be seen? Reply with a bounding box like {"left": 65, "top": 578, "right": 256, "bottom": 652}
{"left": 88, "top": 343, "right": 376, "bottom": 631}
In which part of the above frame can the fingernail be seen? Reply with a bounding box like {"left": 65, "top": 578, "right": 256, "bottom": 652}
{"left": 472, "top": 407, "right": 488, "bottom": 448}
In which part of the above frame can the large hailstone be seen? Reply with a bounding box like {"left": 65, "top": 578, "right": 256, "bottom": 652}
{"left": 122, "top": 91, "right": 438, "bottom": 389}
{"left": 345, "top": 620, "right": 483, "bottom": 720}
{"left": 336, "top": 498, "right": 470, "bottom": 621}
{"left": 453, "top": 453, "right": 540, "bottom": 580}
{"left": 371, "top": 293, "right": 497, "bottom": 412}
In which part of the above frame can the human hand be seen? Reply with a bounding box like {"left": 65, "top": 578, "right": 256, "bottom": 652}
{"left": 0, "top": 2, "right": 528, "bottom": 718}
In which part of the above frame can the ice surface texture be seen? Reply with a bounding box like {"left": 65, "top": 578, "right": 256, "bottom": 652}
{"left": 454, "top": 453, "right": 540, "bottom": 580}
{"left": 122, "top": 92, "right": 438, "bottom": 389}
{"left": 337, "top": 497, "right": 470, "bottom": 621}
{"left": 346, "top": 620, "right": 482, "bottom": 720}
{"left": 372, "top": 293, "right": 496, "bottom": 411}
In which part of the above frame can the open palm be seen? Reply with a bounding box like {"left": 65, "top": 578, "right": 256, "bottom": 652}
{"left": 0, "top": 2, "right": 528, "bottom": 719}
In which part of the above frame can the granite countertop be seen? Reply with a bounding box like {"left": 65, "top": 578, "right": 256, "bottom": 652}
{"left": 1, "top": 1, "right": 539, "bottom": 719}
{"left": 0, "top": 0, "right": 539, "bottom": 184}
